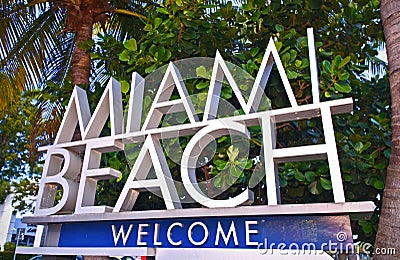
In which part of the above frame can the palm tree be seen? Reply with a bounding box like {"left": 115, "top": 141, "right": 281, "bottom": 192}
{"left": 0, "top": 0, "right": 152, "bottom": 145}
{"left": 375, "top": 0, "right": 400, "bottom": 257}
{"left": 0, "top": 0, "right": 149, "bottom": 109}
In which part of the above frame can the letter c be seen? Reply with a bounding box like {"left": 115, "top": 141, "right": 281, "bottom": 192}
{"left": 180, "top": 121, "right": 254, "bottom": 208}
{"left": 167, "top": 222, "right": 183, "bottom": 246}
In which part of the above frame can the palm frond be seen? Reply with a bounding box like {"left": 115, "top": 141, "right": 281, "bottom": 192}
{"left": 106, "top": 0, "right": 152, "bottom": 41}
{"left": 89, "top": 0, "right": 152, "bottom": 85}
{"left": 0, "top": 1, "right": 73, "bottom": 94}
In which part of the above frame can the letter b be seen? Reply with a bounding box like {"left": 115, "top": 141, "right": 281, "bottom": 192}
{"left": 34, "top": 149, "right": 81, "bottom": 216}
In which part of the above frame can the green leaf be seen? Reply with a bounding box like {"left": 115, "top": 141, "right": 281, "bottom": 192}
{"left": 322, "top": 60, "right": 331, "bottom": 72}
{"left": 287, "top": 70, "right": 300, "bottom": 79}
{"left": 108, "top": 157, "right": 121, "bottom": 170}
{"left": 339, "top": 56, "right": 351, "bottom": 69}
{"left": 242, "top": 2, "right": 252, "bottom": 11}
{"left": 249, "top": 48, "right": 259, "bottom": 57}
{"left": 344, "top": 174, "right": 352, "bottom": 182}
{"left": 210, "top": 167, "right": 219, "bottom": 176}
{"left": 354, "top": 142, "right": 363, "bottom": 152}
{"left": 157, "top": 7, "right": 169, "bottom": 14}
{"left": 155, "top": 46, "right": 165, "bottom": 60}
{"left": 294, "top": 170, "right": 305, "bottom": 182}
{"left": 305, "top": 171, "right": 316, "bottom": 182}
{"left": 213, "top": 174, "right": 223, "bottom": 188}
{"left": 286, "top": 169, "right": 296, "bottom": 178}
{"left": 320, "top": 177, "right": 332, "bottom": 190}
{"left": 175, "top": 112, "right": 188, "bottom": 123}
{"left": 143, "top": 96, "right": 153, "bottom": 110}
{"left": 281, "top": 53, "right": 290, "bottom": 66}
{"left": 370, "top": 150, "right": 379, "bottom": 159}
{"left": 245, "top": 159, "right": 253, "bottom": 169}
{"left": 214, "top": 159, "right": 227, "bottom": 170}
{"left": 289, "top": 50, "right": 297, "bottom": 62}
{"left": 349, "top": 134, "right": 362, "bottom": 143}
{"left": 78, "top": 39, "right": 94, "bottom": 51}
{"left": 124, "top": 39, "right": 137, "bottom": 52}
{"left": 182, "top": 30, "right": 197, "bottom": 40}
{"left": 221, "top": 87, "right": 232, "bottom": 99}
{"left": 384, "top": 149, "right": 391, "bottom": 159}
{"left": 275, "top": 42, "right": 283, "bottom": 51}
{"left": 362, "top": 224, "right": 372, "bottom": 234}
{"left": 299, "top": 162, "right": 312, "bottom": 171}
{"left": 375, "top": 162, "right": 386, "bottom": 170}
{"left": 360, "top": 142, "right": 371, "bottom": 153}
{"left": 154, "top": 18, "right": 163, "bottom": 29}
{"left": 217, "top": 136, "right": 227, "bottom": 143}
{"left": 230, "top": 166, "right": 242, "bottom": 178}
{"left": 334, "top": 82, "right": 352, "bottom": 93}
{"left": 144, "top": 24, "right": 153, "bottom": 32}
{"left": 90, "top": 53, "right": 101, "bottom": 59}
{"left": 227, "top": 146, "right": 239, "bottom": 161}
{"left": 164, "top": 50, "right": 172, "bottom": 61}
{"left": 121, "top": 81, "right": 130, "bottom": 94}
{"left": 195, "top": 81, "right": 209, "bottom": 90}
{"left": 333, "top": 55, "right": 342, "bottom": 69}
{"left": 145, "top": 63, "right": 158, "bottom": 74}
{"left": 275, "top": 24, "right": 284, "bottom": 32}
{"left": 338, "top": 71, "right": 350, "bottom": 81}
{"left": 321, "top": 51, "right": 333, "bottom": 56}
{"left": 198, "top": 92, "right": 207, "bottom": 101}
{"left": 226, "top": 174, "right": 236, "bottom": 186}
{"left": 149, "top": 45, "right": 157, "bottom": 56}
{"left": 126, "top": 149, "right": 140, "bottom": 162}
{"left": 196, "top": 66, "right": 207, "bottom": 78}
{"left": 373, "top": 180, "right": 384, "bottom": 190}
{"left": 279, "top": 176, "right": 288, "bottom": 187}
{"left": 119, "top": 50, "right": 130, "bottom": 62}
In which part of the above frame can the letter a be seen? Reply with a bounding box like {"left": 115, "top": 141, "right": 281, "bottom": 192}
{"left": 141, "top": 62, "right": 198, "bottom": 130}
{"left": 113, "top": 135, "right": 182, "bottom": 211}
{"left": 248, "top": 38, "right": 298, "bottom": 111}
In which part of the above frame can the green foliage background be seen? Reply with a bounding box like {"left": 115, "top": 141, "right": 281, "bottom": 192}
{"left": 0, "top": 0, "right": 389, "bottom": 246}
{"left": 89, "top": 0, "right": 389, "bottom": 245}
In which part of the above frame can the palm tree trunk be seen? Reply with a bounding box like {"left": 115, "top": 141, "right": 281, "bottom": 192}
{"left": 70, "top": 1, "right": 94, "bottom": 86}
{"left": 69, "top": 3, "right": 108, "bottom": 260}
{"left": 375, "top": 0, "right": 400, "bottom": 258}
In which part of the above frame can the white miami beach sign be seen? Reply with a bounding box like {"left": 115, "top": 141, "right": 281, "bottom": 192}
{"left": 33, "top": 28, "right": 373, "bottom": 218}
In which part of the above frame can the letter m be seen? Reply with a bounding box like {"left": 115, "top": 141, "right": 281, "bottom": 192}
{"left": 54, "top": 78, "right": 123, "bottom": 144}
{"left": 215, "top": 221, "right": 238, "bottom": 246}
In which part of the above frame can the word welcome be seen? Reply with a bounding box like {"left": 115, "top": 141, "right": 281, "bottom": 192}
{"left": 111, "top": 221, "right": 258, "bottom": 247}
{"left": 56, "top": 215, "right": 352, "bottom": 249}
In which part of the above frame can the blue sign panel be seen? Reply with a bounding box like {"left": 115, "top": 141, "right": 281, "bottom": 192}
{"left": 58, "top": 215, "right": 352, "bottom": 250}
